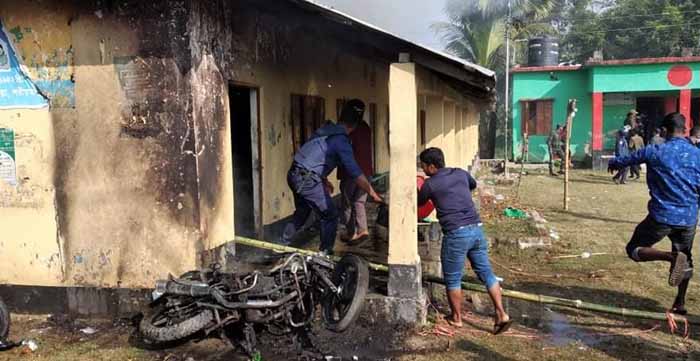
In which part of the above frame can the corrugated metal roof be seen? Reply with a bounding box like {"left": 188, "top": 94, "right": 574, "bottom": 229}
{"left": 296, "top": 0, "right": 496, "bottom": 80}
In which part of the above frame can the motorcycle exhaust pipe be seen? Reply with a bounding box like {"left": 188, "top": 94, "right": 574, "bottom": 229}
{"left": 152, "top": 279, "right": 210, "bottom": 301}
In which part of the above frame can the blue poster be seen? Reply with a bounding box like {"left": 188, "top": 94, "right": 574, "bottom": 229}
{"left": 0, "top": 20, "right": 48, "bottom": 109}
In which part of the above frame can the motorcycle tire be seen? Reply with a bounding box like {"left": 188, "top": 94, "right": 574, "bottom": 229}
{"left": 323, "top": 254, "right": 369, "bottom": 332}
{"left": 0, "top": 297, "right": 9, "bottom": 340}
{"left": 139, "top": 303, "right": 213, "bottom": 342}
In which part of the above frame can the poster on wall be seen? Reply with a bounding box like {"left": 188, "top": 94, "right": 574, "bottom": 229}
{"left": 0, "top": 20, "right": 48, "bottom": 109}
{"left": 0, "top": 128, "right": 16, "bottom": 187}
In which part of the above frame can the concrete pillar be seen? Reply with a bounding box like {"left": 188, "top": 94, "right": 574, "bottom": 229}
{"left": 592, "top": 92, "right": 603, "bottom": 151}
{"left": 425, "top": 96, "right": 444, "bottom": 149}
{"left": 388, "top": 63, "right": 424, "bottom": 323}
{"left": 680, "top": 89, "right": 692, "bottom": 131}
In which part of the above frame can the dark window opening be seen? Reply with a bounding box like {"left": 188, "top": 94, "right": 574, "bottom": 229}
{"left": 291, "top": 94, "right": 326, "bottom": 152}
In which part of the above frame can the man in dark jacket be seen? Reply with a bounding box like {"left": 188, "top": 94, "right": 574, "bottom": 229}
{"left": 612, "top": 127, "right": 630, "bottom": 184}
{"left": 547, "top": 124, "right": 564, "bottom": 176}
{"left": 338, "top": 109, "right": 373, "bottom": 245}
{"left": 281, "top": 100, "right": 382, "bottom": 255}
{"left": 608, "top": 113, "right": 700, "bottom": 315}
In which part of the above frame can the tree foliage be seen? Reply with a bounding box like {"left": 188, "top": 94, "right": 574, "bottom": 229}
{"left": 561, "top": 0, "right": 700, "bottom": 63}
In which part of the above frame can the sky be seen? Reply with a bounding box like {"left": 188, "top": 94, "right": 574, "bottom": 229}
{"left": 315, "top": 0, "right": 449, "bottom": 51}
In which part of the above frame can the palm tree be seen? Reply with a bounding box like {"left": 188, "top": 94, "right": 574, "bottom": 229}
{"left": 434, "top": 0, "right": 557, "bottom": 72}
{"left": 433, "top": 0, "right": 558, "bottom": 158}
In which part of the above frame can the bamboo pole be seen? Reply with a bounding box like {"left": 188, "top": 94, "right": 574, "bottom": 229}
{"left": 563, "top": 99, "right": 578, "bottom": 210}
{"left": 232, "top": 236, "right": 698, "bottom": 325}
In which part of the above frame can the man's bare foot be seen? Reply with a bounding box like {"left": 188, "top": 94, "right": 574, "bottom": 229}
{"left": 446, "top": 316, "right": 463, "bottom": 328}
{"left": 346, "top": 232, "right": 370, "bottom": 246}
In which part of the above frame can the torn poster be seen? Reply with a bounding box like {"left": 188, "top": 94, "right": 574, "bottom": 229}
{"left": 0, "top": 20, "right": 48, "bottom": 109}
{"left": 0, "top": 128, "right": 16, "bottom": 186}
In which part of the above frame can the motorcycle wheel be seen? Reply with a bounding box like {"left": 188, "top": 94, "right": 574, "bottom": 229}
{"left": 139, "top": 301, "right": 213, "bottom": 342}
{"left": 0, "top": 297, "right": 9, "bottom": 340}
{"left": 322, "top": 254, "right": 369, "bottom": 332}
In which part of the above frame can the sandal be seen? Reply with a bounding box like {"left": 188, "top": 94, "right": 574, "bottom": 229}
{"left": 347, "top": 233, "right": 370, "bottom": 246}
{"left": 493, "top": 319, "right": 513, "bottom": 335}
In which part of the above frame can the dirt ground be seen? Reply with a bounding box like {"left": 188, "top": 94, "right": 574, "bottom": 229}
{"left": 2, "top": 169, "right": 700, "bottom": 360}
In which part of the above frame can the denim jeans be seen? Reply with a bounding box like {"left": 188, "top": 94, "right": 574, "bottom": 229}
{"left": 441, "top": 224, "right": 498, "bottom": 291}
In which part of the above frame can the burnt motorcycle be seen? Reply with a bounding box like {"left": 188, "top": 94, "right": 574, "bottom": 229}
{"left": 138, "top": 253, "right": 369, "bottom": 355}
{"left": 0, "top": 296, "right": 11, "bottom": 350}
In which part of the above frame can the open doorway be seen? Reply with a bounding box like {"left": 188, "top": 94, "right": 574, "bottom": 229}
{"left": 636, "top": 97, "right": 665, "bottom": 142}
{"left": 229, "top": 85, "right": 261, "bottom": 238}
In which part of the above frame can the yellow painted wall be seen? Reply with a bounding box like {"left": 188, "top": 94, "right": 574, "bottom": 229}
{"left": 0, "top": 0, "right": 487, "bottom": 289}
{"left": 1, "top": 2, "right": 202, "bottom": 288}
{"left": 0, "top": 109, "right": 62, "bottom": 285}
{"left": 415, "top": 67, "right": 483, "bottom": 171}
{"left": 189, "top": 2, "right": 392, "bottom": 230}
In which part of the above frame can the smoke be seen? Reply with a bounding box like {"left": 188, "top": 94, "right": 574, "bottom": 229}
{"left": 317, "top": 0, "right": 448, "bottom": 50}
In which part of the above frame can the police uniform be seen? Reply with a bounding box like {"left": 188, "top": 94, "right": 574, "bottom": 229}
{"left": 281, "top": 123, "right": 363, "bottom": 253}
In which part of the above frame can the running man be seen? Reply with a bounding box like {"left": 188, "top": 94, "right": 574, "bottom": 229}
{"left": 608, "top": 113, "right": 700, "bottom": 314}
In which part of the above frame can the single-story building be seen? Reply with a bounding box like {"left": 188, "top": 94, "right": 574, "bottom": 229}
{"left": 0, "top": 0, "right": 494, "bottom": 318}
{"left": 511, "top": 57, "right": 700, "bottom": 163}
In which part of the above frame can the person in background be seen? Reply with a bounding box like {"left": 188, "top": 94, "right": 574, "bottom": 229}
{"left": 281, "top": 99, "right": 382, "bottom": 255}
{"left": 559, "top": 124, "right": 572, "bottom": 170}
{"left": 624, "top": 109, "right": 639, "bottom": 129}
{"left": 612, "top": 126, "right": 630, "bottom": 185}
{"left": 417, "top": 147, "right": 511, "bottom": 335}
{"left": 338, "top": 106, "right": 373, "bottom": 245}
{"left": 608, "top": 113, "right": 699, "bottom": 316}
{"left": 689, "top": 126, "right": 700, "bottom": 148}
{"left": 629, "top": 129, "right": 645, "bottom": 180}
{"left": 547, "top": 124, "right": 564, "bottom": 176}
{"left": 650, "top": 128, "right": 665, "bottom": 146}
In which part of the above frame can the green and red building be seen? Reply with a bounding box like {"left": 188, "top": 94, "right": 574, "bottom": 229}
{"left": 511, "top": 57, "right": 700, "bottom": 164}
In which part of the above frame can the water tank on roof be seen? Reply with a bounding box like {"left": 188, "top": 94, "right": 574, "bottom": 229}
{"left": 527, "top": 36, "right": 559, "bottom": 67}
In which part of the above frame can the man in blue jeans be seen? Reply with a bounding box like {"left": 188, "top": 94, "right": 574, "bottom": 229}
{"left": 417, "top": 147, "right": 511, "bottom": 334}
{"left": 608, "top": 112, "right": 700, "bottom": 315}
{"left": 281, "top": 99, "right": 382, "bottom": 255}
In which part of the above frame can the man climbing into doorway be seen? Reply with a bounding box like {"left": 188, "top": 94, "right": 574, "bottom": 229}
{"left": 280, "top": 99, "right": 382, "bottom": 255}
{"left": 608, "top": 112, "right": 700, "bottom": 315}
{"left": 338, "top": 110, "right": 373, "bottom": 246}
{"left": 417, "top": 147, "right": 511, "bottom": 334}
{"left": 547, "top": 124, "right": 564, "bottom": 176}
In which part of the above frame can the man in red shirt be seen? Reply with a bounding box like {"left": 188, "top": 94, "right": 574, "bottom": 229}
{"left": 338, "top": 100, "right": 373, "bottom": 245}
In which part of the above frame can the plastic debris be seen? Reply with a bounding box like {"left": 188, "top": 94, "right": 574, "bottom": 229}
{"left": 80, "top": 327, "right": 98, "bottom": 335}
{"left": 503, "top": 207, "right": 527, "bottom": 219}
{"left": 495, "top": 194, "right": 505, "bottom": 201}
{"left": 22, "top": 340, "right": 38, "bottom": 351}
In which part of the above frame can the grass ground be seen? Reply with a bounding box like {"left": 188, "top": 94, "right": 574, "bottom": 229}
{"left": 2, "top": 169, "right": 699, "bottom": 360}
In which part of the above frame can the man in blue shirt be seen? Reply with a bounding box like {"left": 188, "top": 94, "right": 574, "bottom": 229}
{"left": 281, "top": 99, "right": 382, "bottom": 255}
{"left": 608, "top": 112, "right": 700, "bottom": 314}
{"left": 418, "top": 147, "right": 511, "bottom": 334}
